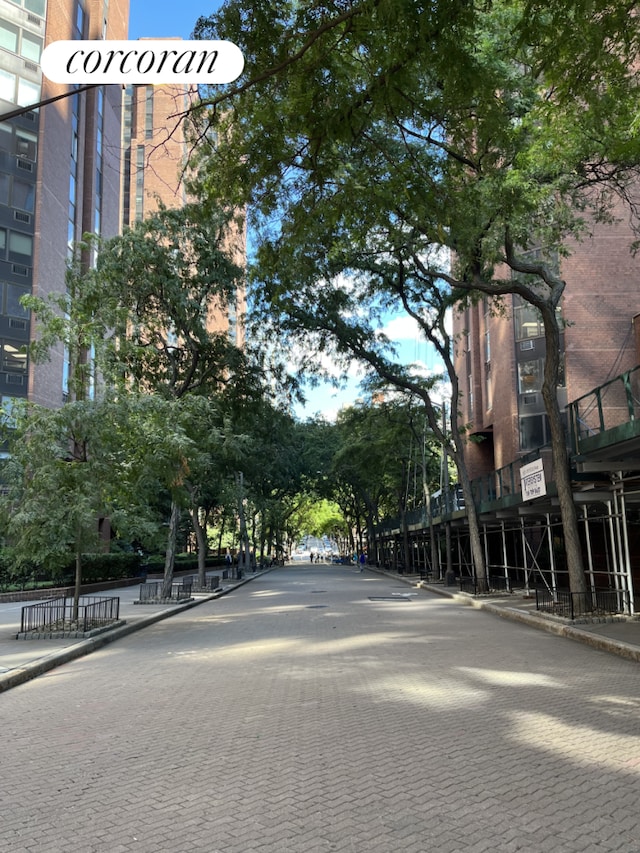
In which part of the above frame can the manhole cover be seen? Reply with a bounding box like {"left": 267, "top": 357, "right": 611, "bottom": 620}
{"left": 368, "top": 596, "right": 412, "bottom": 602}
{"left": 307, "top": 604, "right": 329, "bottom": 609}
{"left": 311, "top": 590, "right": 327, "bottom": 594}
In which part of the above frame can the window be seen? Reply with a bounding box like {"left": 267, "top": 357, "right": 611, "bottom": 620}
{"left": 62, "top": 344, "right": 69, "bottom": 396}
{"left": 0, "top": 21, "right": 18, "bottom": 53}
{"left": 0, "top": 174, "right": 9, "bottom": 206}
{"left": 513, "top": 299, "right": 543, "bottom": 340}
{"left": 135, "top": 145, "right": 144, "bottom": 221}
{"left": 3, "top": 340, "right": 27, "bottom": 372}
{"left": 0, "top": 122, "right": 11, "bottom": 150}
{"left": 68, "top": 90, "right": 80, "bottom": 255}
{"left": 8, "top": 231, "right": 32, "bottom": 259}
{"left": 74, "top": 1, "right": 86, "bottom": 38}
{"left": 484, "top": 362, "right": 492, "bottom": 411}
{"left": 122, "top": 148, "right": 131, "bottom": 226}
{"left": 0, "top": 22, "right": 43, "bottom": 62}
{"left": 94, "top": 87, "right": 104, "bottom": 236}
{"left": 145, "top": 87, "right": 154, "bottom": 138}
{"left": 24, "top": 0, "right": 46, "bottom": 16}
{"left": 17, "top": 77, "right": 40, "bottom": 107}
{"left": 520, "top": 414, "right": 548, "bottom": 452}
{"left": 6, "top": 283, "right": 29, "bottom": 317}
{"left": 518, "top": 359, "right": 542, "bottom": 394}
{"left": 0, "top": 69, "right": 16, "bottom": 103}
{"left": 16, "top": 129, "right": 37, "bottom": 160}
{"left": 0, "top": 228, "right": 6, "bottom": 253}
{"left": 12, "top": 179, "right": 34, "bottom": 211}
{"left": 21, "top": 32, "right": 42, "bottom": 62}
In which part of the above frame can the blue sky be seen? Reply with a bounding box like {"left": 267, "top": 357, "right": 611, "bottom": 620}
{"left": 126, "top": 1, "right": 445, "bottom": 420}
{"left": 128, "top": 1, "right": 223, "bottom": 40}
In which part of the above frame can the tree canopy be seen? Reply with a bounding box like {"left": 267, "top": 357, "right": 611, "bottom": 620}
{"left": 188, "top": 0, "right": 640, "bottom": 591}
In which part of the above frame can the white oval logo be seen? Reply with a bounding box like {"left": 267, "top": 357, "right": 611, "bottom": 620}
{"left": 41, "top": 40, "right": 244, "bottom": 85}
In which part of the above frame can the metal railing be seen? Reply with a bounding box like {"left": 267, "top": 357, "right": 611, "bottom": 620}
{"left": 536, "top": 588, "right": 630, "bottom": 619}
{"left": 138, "top": 579, "right": 193, "bottom": 602}
{"left": 20, "top": 596, "right": 120, "bottom": 633}
{"left": 191, "top": 575, "right": 220, "bottom": 592}
{"left": 569, "top": 365, "right": 640, "bottom": 451}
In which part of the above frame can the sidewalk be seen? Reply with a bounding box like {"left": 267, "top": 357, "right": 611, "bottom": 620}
{"left": 371, "top": 567, "right": 640, "bottom": 663}
{"left": 0, "top": 570, "right": 268, "bottom": 694}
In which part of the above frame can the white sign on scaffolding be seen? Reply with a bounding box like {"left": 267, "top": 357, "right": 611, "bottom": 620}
{"left": 520, "top": 458, "right": 546, "bottom": 501}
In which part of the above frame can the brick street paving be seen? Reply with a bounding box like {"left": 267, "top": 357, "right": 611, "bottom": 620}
{"left": 1, "top": 563, "right": 640, "bottom": 853}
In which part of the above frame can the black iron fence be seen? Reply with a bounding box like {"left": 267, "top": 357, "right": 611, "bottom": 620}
{"left": 536, "top": 588, "right": 630, "bottom": 619}
{"left": 20, "top": 595, "right": 120, "bottom": 633}
{"left": 192, "top": 575, "right": 220, "bottom": 592}
{"left": 138, "top": 578, "right": 193, "bottom": 602}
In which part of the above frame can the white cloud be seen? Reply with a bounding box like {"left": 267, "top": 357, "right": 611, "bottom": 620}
{"left": 380, "top": 314, "right": 423, "bottom": 341}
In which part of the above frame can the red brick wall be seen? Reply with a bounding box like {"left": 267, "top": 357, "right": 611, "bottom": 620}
{"left": 452, "top": 208, "right": 640, "bottom": 479}
{"left": 563, "top": 215, "right": 640, "bottom": 402}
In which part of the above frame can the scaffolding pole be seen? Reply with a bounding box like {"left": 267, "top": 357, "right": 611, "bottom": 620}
{"left": 582, "top": 504, "right": 596, "bottom": 593}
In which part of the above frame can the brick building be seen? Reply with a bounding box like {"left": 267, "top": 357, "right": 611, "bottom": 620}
{"left": 374, "top": 213, "right": 640, "bottom": 612}
{"left": 0, "top": 0, "right": 128, "bottom": 410}
{"left": 121, "top": 58, "right": 245, "bottom": 346}
{"left": 454, "top": 216, "right": 640, "bottom": 482}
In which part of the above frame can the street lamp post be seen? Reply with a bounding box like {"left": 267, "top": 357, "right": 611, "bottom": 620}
{"left": 0, "top": 83, "right": 100, "bottom": 123}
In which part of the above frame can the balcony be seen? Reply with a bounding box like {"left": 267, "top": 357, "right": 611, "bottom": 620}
{"left": 569, "top": 366, "right": 640, "bottom": 472}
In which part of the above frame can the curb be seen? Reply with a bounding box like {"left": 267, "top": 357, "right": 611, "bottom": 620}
{"left": 0, "top": 570, "right": 269, "bottom": 694}
{"left": 476, "top": 600, "right": 640, "bottom": 663}
{"left": 364, "top": 566, "right": 640, "bottom": 664}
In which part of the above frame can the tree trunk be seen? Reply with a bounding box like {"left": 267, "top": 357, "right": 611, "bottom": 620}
{"left": 541, "top": 306, "right": 587, "bottom": 595}
{"left": 366, "top": 516, "right": 377, "bottom": 564}
{"left": 455, "top": 459, "right": 487, "bottom": 584}
{"left": 444, "top": 520, "right": 453, "bottom": 581}
{"left": 190, "top": 506, "right": 208, "bottom": 587}
{"left": 235, "top": 471, "right": 251, "bottom": 573}
{"left": 162, "top": 500, "right": 180, "bottom": 598}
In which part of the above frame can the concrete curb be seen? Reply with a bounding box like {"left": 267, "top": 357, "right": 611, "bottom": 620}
{"left": 0, "top": 570, "right": 269, "bottom": 694}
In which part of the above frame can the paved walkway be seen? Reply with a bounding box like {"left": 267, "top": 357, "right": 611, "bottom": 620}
{"left": 1, "top": 563, "right": 639, "bottom": 853}
{"left": 0, "top": 571, "right": 263, "bottom": 692}
{"left": 1, "top": 566, "right": 639, "bottom": 695}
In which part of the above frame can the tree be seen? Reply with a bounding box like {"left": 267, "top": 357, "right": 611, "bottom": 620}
{"left": 89, "top": 203, "right": 243, "bottom": 399}
{"left": 0, "top": 396, "right": 137, "bottom": 613}
{"left": 85, "top": 204, "right": 245, "bottom": 595}
{"left": 331, "top": 394, "right": 441, "bottom": 568}
{"left": 189, "top": 0, "right": 640, "bottom": 594}
{"left": 22, "top": 248, "right": 103, "bottom": 403}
